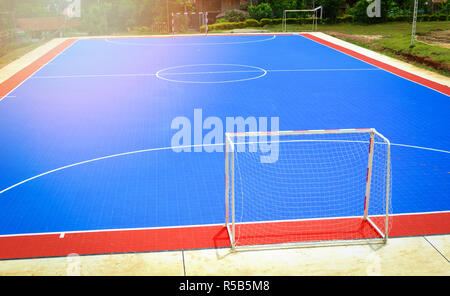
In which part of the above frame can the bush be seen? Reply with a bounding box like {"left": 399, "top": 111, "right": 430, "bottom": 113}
{"left": 428, "top": 14, "right": 438, "bottom": 21}
{"left": 419, "top": 14, "right": 430, "bottom": 22}
{"left": 240, "top": 1, "right": 249, "bottom": 11}
{"left": 385, "top": 14, "right": 448, "bottom": 23}
{"left": 285, "top": 18, "right": 297, "bottom": 25}
{"left": 136, "top": 26, "right": 150, "bottom": 33}
{"left": 215, "top": 18, "right": 228, "bottom": 24}
{"left": 236, "top": 21, "right": 247, "bottom": 29}
{"left": 299, "top": 18, "right": 315, "bottom": 25}
{"left": 260, "top": 18, "right": 273, "bottom": 26}
{"left": 336, "top": 15, "right": 354, "bottom": 23}
{"left": 438, "top": 14, "right": 448, "bottom": 21}
{"left": 248, "top": 3, "right": 273, "bottom": 20}
{"left": 388, "top": 15, "right": 409, "bottom": 22}
{"left": 224, "top": 9, "right": 248, "bottom": 22}
{"left": 245, "top": 19, "right": 261, "bottom": 27}
{"left": 202, "top": 10, "right": 450, "bottom": 33}
{"left": 202, "top": 21, "right": 246, "bottom": 32}
{"left": 271, "top": 18, "right": 283, "bottom": 25}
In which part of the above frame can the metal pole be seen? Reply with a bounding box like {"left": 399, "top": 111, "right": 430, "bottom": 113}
{"left": 411, "top": 0, "right": 418, "bottom": 46}
{"left": 363, "top": 131, "right": 375, "bottom": 219}
{"left": 166, "top": 0, "right": 170, "bottom": 33}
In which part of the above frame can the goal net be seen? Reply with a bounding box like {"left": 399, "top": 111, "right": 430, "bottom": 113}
{"left": 172, "top": 12, "right": 208, "bottom": 34}
{"left": 225, "top": 128, "right": 392, "bottom": 250}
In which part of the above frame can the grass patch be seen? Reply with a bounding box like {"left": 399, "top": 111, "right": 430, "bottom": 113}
{"left": 378, "top": 35, "right": 449, "bottom": 63}
{"left": 0, "top": 41, "right": 47, "bottom": 70}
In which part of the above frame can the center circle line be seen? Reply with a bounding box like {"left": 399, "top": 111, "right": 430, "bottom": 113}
{"left": 155, "top": 64, "right": 268, "bottom": 84}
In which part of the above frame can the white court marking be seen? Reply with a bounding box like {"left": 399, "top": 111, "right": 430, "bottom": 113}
{"left": 0, "top": 210, "right": 448, "bottom": 238}
{"left": 0, "top": 141, "right": 448, "bottom": 195}
{"left": 104, "top": 35, "right": 277, "bottom": 46}
{"left": 156, "top": 64, "right": 268, "bottom": 84}
{"left": 30, "top": 67, "right": 381, "bottom": 80}
{"left": 295, "top": 34, "right": 450, "bottom": 97}
{"left": 0, "top": 40, "right": 78, "bottom": 103}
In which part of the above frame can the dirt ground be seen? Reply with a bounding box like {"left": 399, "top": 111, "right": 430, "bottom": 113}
{"left": 417, "top": 29, "right": 450, "bottom": 48}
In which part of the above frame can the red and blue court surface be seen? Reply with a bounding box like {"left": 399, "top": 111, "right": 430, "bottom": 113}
{"left": 0, "top": 33, "right": 448, "bottom": 260}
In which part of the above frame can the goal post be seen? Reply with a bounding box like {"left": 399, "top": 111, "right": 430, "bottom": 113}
{"left": 282, "top": 6, "right": 323, "bottom": 32}
{"left": 171, "top": 11, "right": 208, "bottom": 35}
{"left": 225, "top": 128, "right": 391, "bottom": 251}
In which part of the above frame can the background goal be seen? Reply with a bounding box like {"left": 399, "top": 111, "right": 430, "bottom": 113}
{"left": 171, "top": 11, "right": 208, "bottom": 34}
{"left": 225, "top": 128, "right": 392, "bottom": 250}
{"left": 282, "top": 6, "right": 323, "bottom": 32}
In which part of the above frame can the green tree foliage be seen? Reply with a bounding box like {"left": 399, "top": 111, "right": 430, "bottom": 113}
{"left": 349, "top": 0, "right": 432, "bottom": 24}
{"left": 224, "top": 9, "right": 249, "bottom": 22}
{"left": 436, "top": 1, "right": 449, "bottom": 15}
{"left": 82, "top": 1, "right": 109, "bottom": 35}
{"left": 315, "top": 0, "right": 343, "bottom": 22}
{"left": 0, "top": 0, "right": 182, "bottom": 35}
{"left": 0, "top": 0, "right": 69, "bottom": 17}
{"left": 267, "top": 0, "right": 298, "bottom": 18}
{"left": 248, "top": 3, "right": 273, "bottom": 20}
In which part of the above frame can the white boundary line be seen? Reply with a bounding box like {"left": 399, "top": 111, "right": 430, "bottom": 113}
{"left": 0, "top": 221, "right": 225, "bottom": 238}
{"left": 296, "top": 33, "right": 450, "bottom": 97}
{"left": 0, "top": 210, "right": 448, "bottom": 239}
{"left": 79, "top": 32, "right": 286, "bottom": 40}
{"left": 0, "top": 141, "right": 448, "bottom": 196}
{"left": 29, "top": 68, "right": 380, "bottom": 80}
{"left": 0, "top": 40, "right": 78, "bottom": 102}
{"left": 32, "top": 73, "right": 157, "bottom": 79}
{"left": 391, "top": 143, "right": 450, "bottom": 154}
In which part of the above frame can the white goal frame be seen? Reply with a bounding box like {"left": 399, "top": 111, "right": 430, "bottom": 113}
{"left": 225, "top": 128, "right": 391, "bottom": 251}
{"left": 171, "top": 11, "right": 209, "bottom": 35}
{"left": 282, "top": 6, "right": 323, "bottom": 32}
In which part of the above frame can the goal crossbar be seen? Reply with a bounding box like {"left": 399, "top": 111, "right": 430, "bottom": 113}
{"left": 225, "top": 128, "right": 391, "bottom": 251}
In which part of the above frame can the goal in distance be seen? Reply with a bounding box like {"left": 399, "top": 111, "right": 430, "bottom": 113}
{"left": 282, "top": 6, "right": 323, "bottom": 32}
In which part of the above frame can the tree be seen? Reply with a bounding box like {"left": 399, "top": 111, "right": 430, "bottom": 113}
{"left": 268, "top": 0, "right": 298, "bottom": 18}
{"left": 315, "top": 0, "right": 343, "bottom": 22}
{"left": 81, "top": 1, "right": 110, "bottom": 34}
{"left": 225, "top": 9, "right": 249, "bottom": 22}
{"left": 248, "top": 3, "right": 273, "bottom": 20}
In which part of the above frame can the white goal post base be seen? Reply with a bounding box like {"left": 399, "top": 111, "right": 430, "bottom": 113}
{"left": 225, "top": 128, "right": 391, "bottom": 251}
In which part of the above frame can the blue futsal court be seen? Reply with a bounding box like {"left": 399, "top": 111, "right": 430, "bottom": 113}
{"left": 0, "top": 34, "right": 448, "bottom": 256}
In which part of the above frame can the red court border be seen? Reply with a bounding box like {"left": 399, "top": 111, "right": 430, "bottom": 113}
{"left": 0, "top": 212, "right": 448, "bottom": 259}
{"left": 0, "top": 34, "right": 448, "bottom": 259}
{"left": 0, "top": 38, "right": 78, "bottom": 100}
{"left": 299, "top": 33, "right": 450, "bottom": 96}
